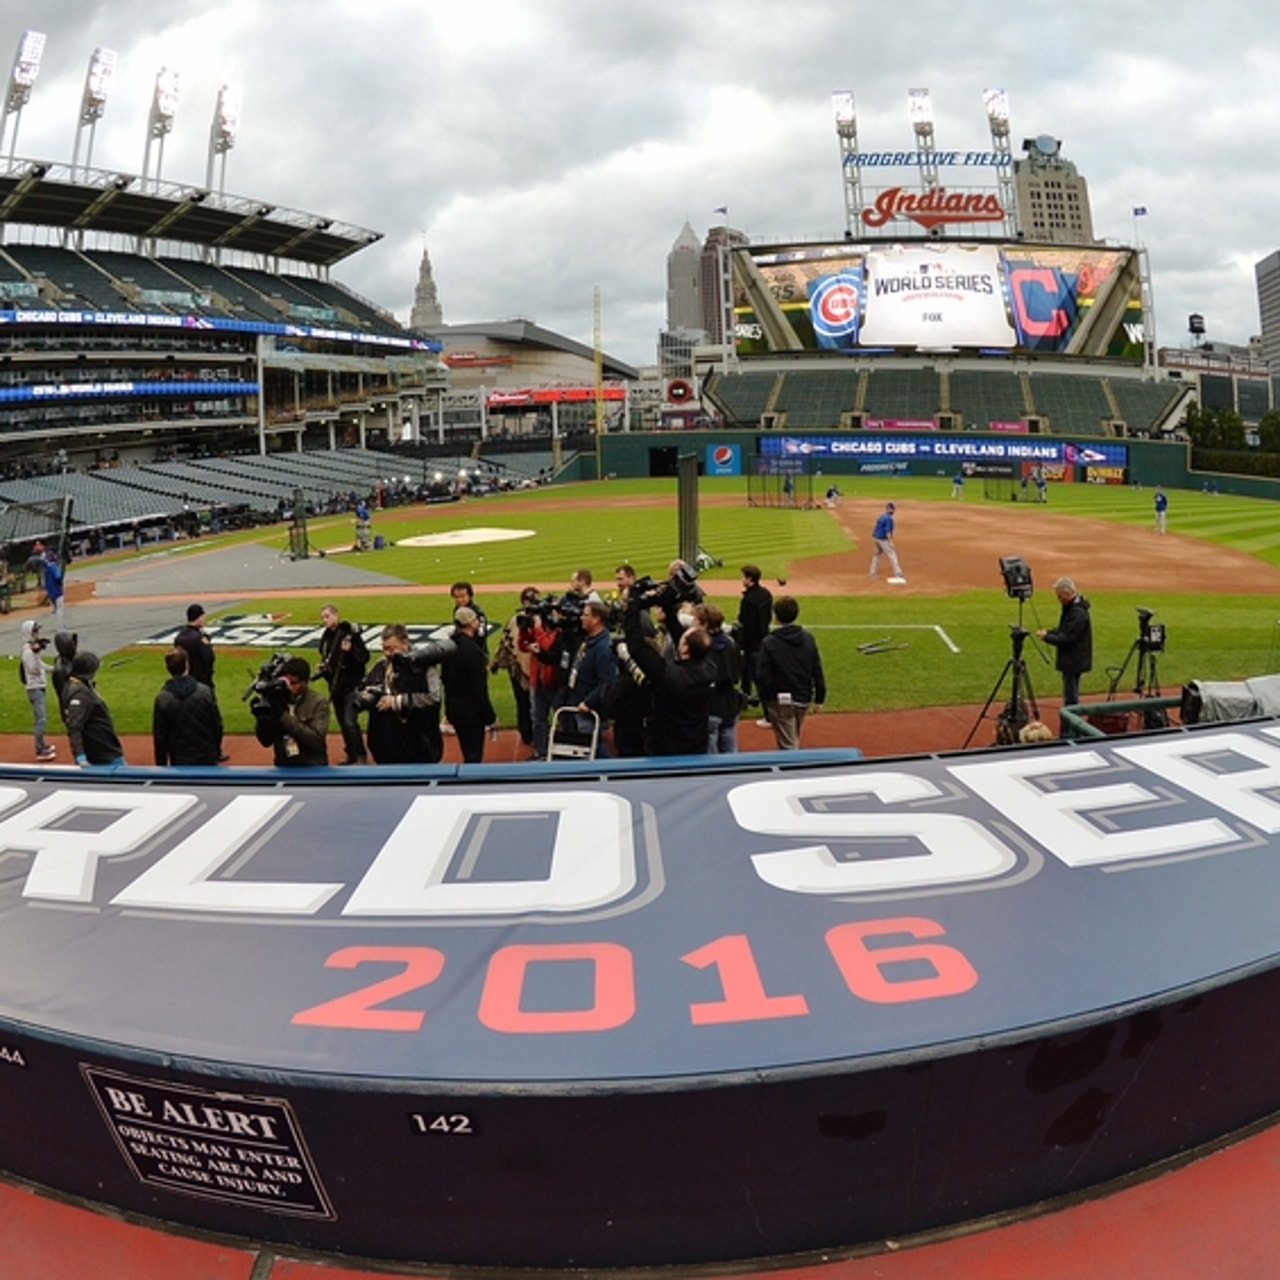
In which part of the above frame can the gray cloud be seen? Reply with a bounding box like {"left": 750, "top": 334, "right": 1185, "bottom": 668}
{"left": 0, "top": 0, "right": 1272, "bottom": 363}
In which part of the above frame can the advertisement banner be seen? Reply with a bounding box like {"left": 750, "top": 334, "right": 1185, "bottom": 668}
{"left": 759, "top": 434, "right": 1128, "bottom": 468}
{"left": 705, "top": 443, "right": 742, "bottom": 476}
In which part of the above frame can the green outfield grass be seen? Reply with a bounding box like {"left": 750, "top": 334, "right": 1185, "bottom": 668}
{"left": 11, "top": 476, "right": 1280, "bottom": 737}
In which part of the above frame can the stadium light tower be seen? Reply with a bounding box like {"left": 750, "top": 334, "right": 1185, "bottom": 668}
{"left": 3, "top": 29, "right": 46, "bottom": 161}
{"left": 71, "top": 46, "right": 117, "bottom": 179}
{"left": 142, "top": 67, "right": 180, "bottom": 192}
{"left": 908, "top": 87, "right": 940, "bottom": 196}
{"left": 205, "top": 83, "right": 242, "bottom": 196}
{"left": 833, "top": 90, "right": 864, "bottom": 237}
{"left": 983, "top": 87, "right": 1019, "bottom": 237}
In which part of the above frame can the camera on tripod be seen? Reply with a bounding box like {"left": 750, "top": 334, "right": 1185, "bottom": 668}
{"left": 999, "top": 555, "right": 1033, "bottom": 601}
{"left": 1136, "top": 606, "right": 1166, "bottom": 653}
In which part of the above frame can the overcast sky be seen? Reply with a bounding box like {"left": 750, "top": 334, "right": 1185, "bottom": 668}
{"left": 3, "top": 1, "right": 1276, "bottom": 367}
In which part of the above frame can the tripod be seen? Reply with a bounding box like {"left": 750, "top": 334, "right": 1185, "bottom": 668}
{"left": 965, "top": 623, "right": 1041, "bottom": 748}
{"left": 1105, "top": 610, "right": 1167, "bottom": 727}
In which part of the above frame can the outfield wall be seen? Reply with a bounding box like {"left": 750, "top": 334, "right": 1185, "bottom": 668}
{"left": 595, "top": 431, "right": 1280, "bottom": 500}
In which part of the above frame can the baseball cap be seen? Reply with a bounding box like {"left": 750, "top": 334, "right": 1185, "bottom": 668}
{"left": 886, "top": 502, "right": 896, "bottom": 511}
{"left": 186, "top": 603, "right": 205, "bottom": 622}
{"left": 454, "top": 606, "right": 478, "bottom": 627}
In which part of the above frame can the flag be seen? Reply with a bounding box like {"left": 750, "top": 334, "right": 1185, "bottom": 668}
{"left": 1133, "top": 206, "right": 1148, "bottom": 216}
{"left": 713, "top": 205, "right": 728, "bottom": 215}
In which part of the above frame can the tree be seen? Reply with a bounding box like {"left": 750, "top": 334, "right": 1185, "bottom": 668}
{"left": 1257, "top": 409, "right": 1280, "bottom": 454}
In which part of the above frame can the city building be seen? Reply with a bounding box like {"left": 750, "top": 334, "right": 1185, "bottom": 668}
{"left": 1013, "top": 135, "right": 1096, "bottom": 244}
{"left": 1255, "top": 250, "right": 1280, "bottom": 373}
{"left": 409, "top": 247, "right": 444, "bottom": 329}
{"left": 700, "top": 224, "right": 750, "bottom": 346}
{"left": 666, "top": 221, "right": 703, "bottom": 335}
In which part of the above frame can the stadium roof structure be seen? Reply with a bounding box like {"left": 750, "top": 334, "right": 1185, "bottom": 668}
{"left": 424, "top": 318, "right": 639, "bottom": 380}
{"left": 0, "top": 157, "right": 381, "bottom": 267}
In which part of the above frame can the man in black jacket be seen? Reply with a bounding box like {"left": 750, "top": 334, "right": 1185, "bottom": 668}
{"left": 756, "top": 596, "right": 826, "bottom": 750}
{"left": 316, "top": 603, "right": 369, "bottom": 764}
{"left": 153, "top": 647, "right": 223, "bottom": 766}
{"left": 353, "top": 624, "right": 444, "bottom": 764}
{"left": 622, "top": 592, "right": 716, "bottom": 756}
{"left": 1037, "top": 576, "right": 1093, "bottom": 734}
{"left": 64, "top": 651, "right": 125, "bottom": 767}
{"left": 737, "top": 564, "right": 773, "bottom": 702}
{"left": 442, "top": 607, "right": 496, "bottom": 764}
{"left": 174, "top": 602, "right": 225, "bottom": 759}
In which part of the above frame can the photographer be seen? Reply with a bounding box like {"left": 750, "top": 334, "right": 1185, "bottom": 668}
{"left": 519, "top": 593, "right": 580, "bottom": 759}
{"left": 251, "top": 656, "right": 330, "bottom": 767}
{"left": 622, "top": 583, "right": 716, "bottom": 756}
{"left": 491, "top": 587, "right": 540, "bottom": 752}
{"left": 353, "top": 624, "right": 444, "bottom": 764}
{"left": 316, "top": 603, "right": 369, "bottom": 765}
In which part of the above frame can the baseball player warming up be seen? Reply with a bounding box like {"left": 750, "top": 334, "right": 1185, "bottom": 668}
{"left": 869, "top": 501, "right": 906, "bottom": 584}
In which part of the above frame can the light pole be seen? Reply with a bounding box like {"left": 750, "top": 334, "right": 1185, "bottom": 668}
{"left": 71, "top": 47, "right": 117, "bottom": 180}
{"left": 2, "top": 29, "right": 45, "bottom": 161}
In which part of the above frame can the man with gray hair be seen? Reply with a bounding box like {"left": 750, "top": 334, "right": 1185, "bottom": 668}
{"left": 1037, "top": 576, "right": 1093, "bottom": 734}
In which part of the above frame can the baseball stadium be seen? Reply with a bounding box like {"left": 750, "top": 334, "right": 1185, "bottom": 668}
{"left": 2, "top": 39, "right": 1280, "bottom": 1280}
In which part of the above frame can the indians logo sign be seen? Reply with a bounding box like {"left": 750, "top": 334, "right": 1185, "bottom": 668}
{"left": 863, "top": 185, "right": 1005, "bottom": 231}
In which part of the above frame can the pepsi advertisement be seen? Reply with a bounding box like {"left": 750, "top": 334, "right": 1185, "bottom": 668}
{"left": 705, "top": 443, "right": 742, "bottom": 476}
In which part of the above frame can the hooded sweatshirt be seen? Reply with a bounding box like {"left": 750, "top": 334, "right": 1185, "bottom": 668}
{"left": 153, "top": 673, "right": 224, "bottom": 766}
{"left": 757, "top": 624, "right": 827, "bottom": 707}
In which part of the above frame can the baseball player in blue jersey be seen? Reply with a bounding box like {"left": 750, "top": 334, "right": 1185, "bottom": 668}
{"left": 869, "top": 502, "right": 905, "bottom": 583}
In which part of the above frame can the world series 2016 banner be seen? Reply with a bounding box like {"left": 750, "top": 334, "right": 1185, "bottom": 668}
{"left": 732, "top": 241, "right": 1144, "bottom": 360}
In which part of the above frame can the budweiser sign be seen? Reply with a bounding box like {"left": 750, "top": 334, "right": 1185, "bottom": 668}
{"left": 863, "top": 185, "right": 1005, "bottom": 230}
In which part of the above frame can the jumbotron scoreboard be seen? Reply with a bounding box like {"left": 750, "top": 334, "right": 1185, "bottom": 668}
{"left": 732, "top": 239, "right": 1144, "bottom": 360}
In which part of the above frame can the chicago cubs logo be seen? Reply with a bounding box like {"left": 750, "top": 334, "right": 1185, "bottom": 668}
{"left": 809, "top": 272, "right": 862, "bottom": 341}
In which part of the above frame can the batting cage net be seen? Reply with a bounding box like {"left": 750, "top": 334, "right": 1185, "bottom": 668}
{"left": 747, "top": 455, "right": 817, "bottom": 509}
{"left": 0, "top": 494, "right": 74, "bottom": 565}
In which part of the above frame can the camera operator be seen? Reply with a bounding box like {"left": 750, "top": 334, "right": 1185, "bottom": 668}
{"left": 442, "top": 607, "right": 496, "bottom": 764}
{"left": 252, "top": 656, "right": 330, "bottom": 767}
{"left": 622, "top": 583, "right": 716, "bottom": 756}
{"left": 316, "top": 603, "right": 369, "bottom": 765}
{"left": 491, "top": 587, "right": 540, "bottom": 752}
{"left": 520, "top": 592, "right": 582, "bottom": 759}
{"left": 563, "top": 599, "right": 618, "bottom": 756}
{"left": 353, "top": 624, "right": 444, "bottom": 764}
{"left": 1036, "top": 576, "right": 1093, "bottom": 734}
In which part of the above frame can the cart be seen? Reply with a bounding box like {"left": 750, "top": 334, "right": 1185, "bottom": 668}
{"left": 547, "top": 707, "right": 600, "bottom": 761}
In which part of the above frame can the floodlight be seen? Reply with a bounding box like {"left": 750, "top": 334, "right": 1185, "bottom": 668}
{"left": 11, "top": 29, "right": 45, "bottom": 89}
{"left": 214, "top": 83, "right": 242, "bottom": 147}
{"left": 908, "top": 88, "right": 934, "bottom": 126}
{"left": 83, "top": 47, "right": 117, "bottom": 110}
{"left": 983, "top": 87, "right": 1009, "bottom": 125}
{"left": 832, "top": 90, "right": 856, "bottom": 128}
{"left": 151, "top": 67, "right": 180, "bottom": 129}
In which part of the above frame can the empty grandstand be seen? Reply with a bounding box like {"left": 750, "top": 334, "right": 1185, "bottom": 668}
{"left": 0, "top": 156, "right": 448, "bottom": 472}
